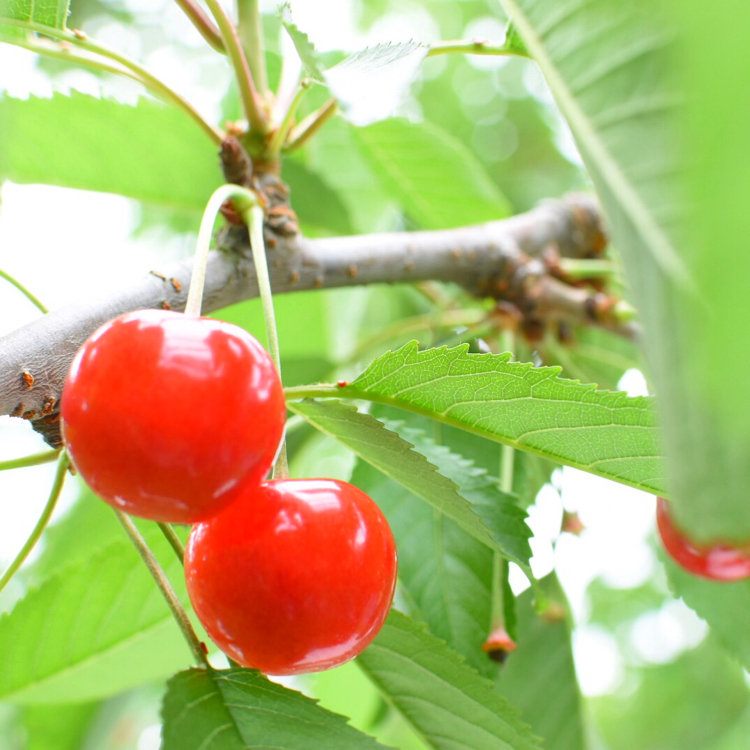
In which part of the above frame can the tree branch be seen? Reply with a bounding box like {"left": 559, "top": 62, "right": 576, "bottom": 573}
{"left": 0, "top": 193, "right": 623, "bottom": 446}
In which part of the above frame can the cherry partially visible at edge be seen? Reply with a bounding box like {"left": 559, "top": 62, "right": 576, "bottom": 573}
{"left": 656, "top": 497, "right": 750, "bottom": 582}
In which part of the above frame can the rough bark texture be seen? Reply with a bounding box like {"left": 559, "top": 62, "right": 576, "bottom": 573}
{"left": 0, "top": 193, "right": 619, "bottom": 446}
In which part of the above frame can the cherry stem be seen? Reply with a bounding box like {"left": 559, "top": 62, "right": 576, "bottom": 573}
{"left": 242, "top": 204, "right": 289, "bottom": 479}
{"left": 0, "top": 268, "right": 49, "bottom": 314}
{"left": 0, "top": 19, "right": 223, "bottom": 146}
{"left": 157, "top": 522, "right": 186, "bottom": 563}
{"left": 202, "top": 0, "right": 268, "bottom": 133}
{"left": 0, "top": 453, "right": 68, "bottom": 594}
{"left": 0, "top": 449, "right": 61, "bottom": 472}
{"left": 173, "top": 0, "right": 225, "bottom": 53}
{"left": 114, "top": 509, "right": 209, "bottom": 667}
{"left": 187, "top": 186, "right": 288, "bottom": 477}
{"left": 185, "top": 184, "right": 256, "bottom": 317}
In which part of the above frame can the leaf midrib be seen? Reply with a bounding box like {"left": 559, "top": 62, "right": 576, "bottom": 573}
{"left": 499, "top": 0, "right": 690, "bottom": 286}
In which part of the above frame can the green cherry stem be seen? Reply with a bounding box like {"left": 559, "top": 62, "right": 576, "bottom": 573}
{"left": 0, "top": 268, "right": 49, "bottom": 314}
{"left": 242, "top": 203, "right": 289, "bottom": 479}
{"left": 188, "top": 186, "right": 288, "bottom": 477}
{"left": 185, "top": 184, "right": 263, "bottom": 316}
{"left": 158, "top": 522, "right": 186, "bottom": 563}
{"left": 0, "top": 453, "right": 68, "bottom": 594}
{"left": 0, "top": 450, "right": 61, "bottom": 472}
{"left": 114, "top": 510, "right": 209, "bottom": 667}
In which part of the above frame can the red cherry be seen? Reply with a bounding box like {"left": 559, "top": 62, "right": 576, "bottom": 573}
{"left": 61, "top": 309, "right": 286, "bottom": 523}
{"left": 656, "top": 497, "right": 750, "bottom": 581}
{"left": 185, "top": 478, "right": 398, "bottom": 675}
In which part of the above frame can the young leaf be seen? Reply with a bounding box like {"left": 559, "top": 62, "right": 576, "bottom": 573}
{"left": 353, "top": 118, "right": 511, "bottom": 228}
{"left": 278, "top": 1, "right": 325, "bottom": 80}
{"left": 663, "top": 555, "right": 750, "bottom": 670}
{"left": 495, "top": 576, "right": 585, "bottom": 750}
{"left": 358, "top": 611, "right": 542, "bottom": 750}
{"left": 0, "top": 93, "right": 221, "bottom": 210}
{"left": 161, "top": 668, "right": 387, "bottom": 749}
{"left": 351, "top": 456, "right": 497, "bottom": 677}
{"left": 334, "top": 343, "right": 663, "bottom": 495}
{"left": 325, "top": 42, "right": 428, "bottom": 126}
{"left": 0, "top": 533, "right": 196, "bottom": 703}
{"left": 288, "top": 399, "right": 530, "bottom": 568}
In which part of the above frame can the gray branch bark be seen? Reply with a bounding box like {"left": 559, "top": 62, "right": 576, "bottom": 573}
{"left": 0, "top": 193, "right": 619, "bottom": 446}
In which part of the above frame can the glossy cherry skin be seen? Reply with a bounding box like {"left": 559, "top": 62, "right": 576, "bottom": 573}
{"left": 61, "top": 309, "right": 286, "bottom": 523}
{"left": 656, "top": 497, "right": 750, "bottom": 581}
{"left": 185, "top": 478, "right": 398, "bottom": 675}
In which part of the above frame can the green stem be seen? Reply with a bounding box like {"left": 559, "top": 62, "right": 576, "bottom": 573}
{"left": 174, "top": 0, "right": 225, "bottom": 53}
{"left": 114, "top": 510, "right": 209, "bottom": 667}
{"left": 0, "top": 450, "right": 61, "bottom": 472}
{"left": 185, "top": 184, "right": 257, "bottom": 317}
{"left": 557, "top": 258, "right": 616, "bottom": 280}
{"left": 284, "top": 98, "right": 338, "bottom": 152}
{"left": 267, "top": 78, "right": 312, "bottom": 156}
{"left": 0, "top": 268, "right": 48, "bottom": 314}
{"left": 158, "top": 522, "right": 186, "bottom": 563}
{"left": 0, "top": 453, "right": 68, "bottom": 594}
{"left": 203, "top": 0, "right": 268, "bottom": 133}
{"left": 242, "top": 204, "right": 289, "bottom": 479}
{"left": 0, "top": 19, "right": 223, "bottom": 145}
{"left": 236, "top": 0, "right": 268, "bottom": 94}
{"left": 427, "top": 39, "right": 530, "bottom": 59}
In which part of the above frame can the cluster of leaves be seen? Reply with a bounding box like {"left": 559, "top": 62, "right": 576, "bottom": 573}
{"left": 2, "top": 0, "right": 750, "bottom": 748}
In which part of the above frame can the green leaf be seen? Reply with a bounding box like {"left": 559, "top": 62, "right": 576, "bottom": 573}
{"left": 496, "top": 577, "right": 585, "bottom": 750}
{"left": 20, "top": 701, "right": 99, "bottom": 750}
{"left": 358, "top": 611, "right": 542, "bottom": 750}
{"left": 288, "top": 399, "right": 530, "bottom": 567}
{"left": 352, "top": 455, "right": 497, "bottom": 676}
{"left": 353, "top": 118, "right": 511, "bottom": 229}
{"left": 0, "top": 529, "right": 195, "bottom": 703}
{"left": 496, "top": 1, "right": 750, "bottom": 541}
{"left": 664, "top": 555, "right": 750, "bottom": 670}
{"left": 334, "top": 342, "right": 663, "bottom": 495}
{"left": 0, "top": 92, "right": 221, "bottom": 210}
{"left": 0, "top": 0, "right": 69, "bottom": 30}
{"left": 386, "top": 420, "right": 532, "bottom": 571}
{"left": 590, "top": 635, "right": 750, "bottom": 750}
{"left": 161, "top": 668, "right": 387, "bottom": 749}
{"left": 278, "top": 1, "right": 325, "bottom": 81}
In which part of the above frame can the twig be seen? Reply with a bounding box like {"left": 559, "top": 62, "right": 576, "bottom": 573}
{"left": 0, "top": 195, "right": 619, "bottom": 443}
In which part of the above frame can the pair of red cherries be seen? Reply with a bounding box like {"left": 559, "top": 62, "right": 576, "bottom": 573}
{"left": 60, "top": 309, "right": 397, "bottom": 675}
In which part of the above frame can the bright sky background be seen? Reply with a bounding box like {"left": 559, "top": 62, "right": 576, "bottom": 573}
{"left": 0, "top": 4, "right": 711, "bottom": 738}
